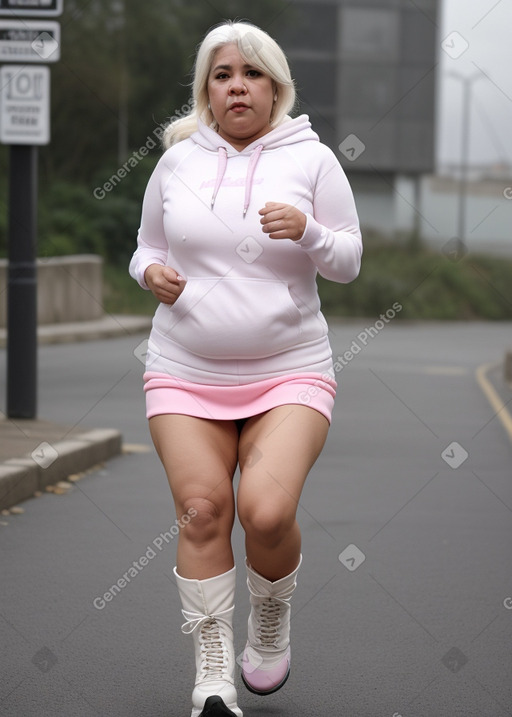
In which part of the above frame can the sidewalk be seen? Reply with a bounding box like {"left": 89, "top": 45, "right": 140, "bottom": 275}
{"left": 0, "top": 315, "right": 151, "bottom": 512}
{"left": 0, "top": 313, "right": 151, "bottom": 348}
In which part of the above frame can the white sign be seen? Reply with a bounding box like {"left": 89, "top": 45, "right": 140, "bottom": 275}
{"left": 0, "top": 64, "right": 50, "bottom": 144}
{"left": 0, "top": 0, "right": 63, "bottom": 17}
{"left": 0, "top": 20, "right": 60, "bottom": 61}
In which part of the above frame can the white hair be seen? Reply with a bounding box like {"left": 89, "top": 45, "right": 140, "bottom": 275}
{"left": 162, "top": 21, "right": 296, "bottom": 148}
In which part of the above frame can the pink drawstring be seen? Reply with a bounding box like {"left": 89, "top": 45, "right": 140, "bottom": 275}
{"left": 210, "top": 144, "right": 264, "bottom": 218}
{"left": 243, "top": 144, "right": 264, "bottom": 218}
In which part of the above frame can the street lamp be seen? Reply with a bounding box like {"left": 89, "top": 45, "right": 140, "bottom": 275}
{"left": 446, "top": 71, "right": 485, "bottom": 249}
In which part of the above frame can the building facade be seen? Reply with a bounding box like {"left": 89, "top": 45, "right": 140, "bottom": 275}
{"left": 276, "top": 0, "right": 439, "bottom": 238}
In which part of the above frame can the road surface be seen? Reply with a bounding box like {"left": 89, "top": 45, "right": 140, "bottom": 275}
{"left": 0, "top": 320, "right": 511, "bottom": 716}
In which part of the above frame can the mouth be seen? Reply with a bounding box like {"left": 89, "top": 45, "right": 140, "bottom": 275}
{"left": 229, "top": 102, "right": 250, "bottom": 113}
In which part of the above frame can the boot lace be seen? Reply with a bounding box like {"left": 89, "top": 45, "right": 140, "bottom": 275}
{"left": 181, "top": 609, "right": 230, "bottom": 680}
{"left": 255, "top": 597, "right": 287, "bottom": 648}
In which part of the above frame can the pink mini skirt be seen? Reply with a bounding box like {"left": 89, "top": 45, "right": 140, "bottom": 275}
{"left": 143, "top": 372, "right": 337, "bottom": 423}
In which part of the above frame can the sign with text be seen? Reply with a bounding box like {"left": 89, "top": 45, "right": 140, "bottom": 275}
{"left": 0, "top": 64, "right": 50, "bottom": 144}
{"left": 0, "top": 20, "right": 60, "bottom": 61}
{"left": 0, "top": 0, "right": 63, "bottom": 16}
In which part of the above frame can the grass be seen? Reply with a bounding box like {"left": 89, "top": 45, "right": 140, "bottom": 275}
{"left": 103, "top": 240, "right": 512, "bottom": 321}
{"left": 317, "top": 239, "right": 512, "bottom": 320}
{"left": 103, "top": 263, "right": 159, "bottom": 316}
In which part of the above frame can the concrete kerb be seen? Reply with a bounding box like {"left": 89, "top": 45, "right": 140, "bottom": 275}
{"left": 0, "top": 315, "right": 152, "bottom": 348}
{"left": 0, "top": 428, "right": 122, "bottom": 511}
{"left": 504, "top": 349, "right": 512, "bottom": 383}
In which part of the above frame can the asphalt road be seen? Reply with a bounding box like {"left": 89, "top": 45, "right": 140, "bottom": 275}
{"left": 1, "top": 321, "right": 511, "bottom": 717}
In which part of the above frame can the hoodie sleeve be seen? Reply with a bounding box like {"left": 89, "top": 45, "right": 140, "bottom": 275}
{"left": 128, "top": 156, "right": 169, "bottom": 290}
{"left": 295, "top": 149, "right": 362, "bottom": 283}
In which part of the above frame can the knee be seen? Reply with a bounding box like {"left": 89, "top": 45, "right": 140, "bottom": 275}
{"left": 181, "top": 497, "right": 232, "bottom": 545}
{"left": 238, "top": 504, "right": 295, "bottom": 549}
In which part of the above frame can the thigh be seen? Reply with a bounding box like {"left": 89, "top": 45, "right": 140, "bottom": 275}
{"left": 237, "top": 405, "right": 330, "bottom": 516}
{"left": 149, "top": 414, "right": 239, "bottom": 517}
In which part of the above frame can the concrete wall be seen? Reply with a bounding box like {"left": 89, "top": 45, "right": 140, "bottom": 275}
{"left": 0, "top": 255, "right": 103, "bottom": 327}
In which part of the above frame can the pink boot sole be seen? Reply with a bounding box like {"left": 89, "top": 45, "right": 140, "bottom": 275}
{"left": 241, "top": 652, "right": 290, "bottom": 695}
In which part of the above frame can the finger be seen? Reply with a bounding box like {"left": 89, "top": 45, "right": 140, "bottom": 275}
{"left": 260, "top": 210, "right": 285, "bottom": 227}
{"left": 261, "top": 216, "right": 288, "bottom": 233}
{"left": 268, "top": 230, "right": 291, "bottom": 240}
{"left": 258, "top": 202, "right": 285, "bottom": 216}
{"left": 162, "top": 266, "right": 183, "bottom": 284}
{"left": 157, "top": 289, "right": 182, "bottom": 304}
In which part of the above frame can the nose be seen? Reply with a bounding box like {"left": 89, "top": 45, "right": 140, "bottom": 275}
{"left": 229, "top": 74, "right": 247, "bottom": 94}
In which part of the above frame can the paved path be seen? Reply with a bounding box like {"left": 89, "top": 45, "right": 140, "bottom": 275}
{"left": 0, "top": 321, "right": 511, "bottom": 716}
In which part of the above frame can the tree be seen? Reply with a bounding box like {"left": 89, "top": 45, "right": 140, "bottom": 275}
{"left": 40, "top": 0, "right": 289, "bottom": 183}
{"left": 0, "top": 0, "right": 290, "bottom": 258}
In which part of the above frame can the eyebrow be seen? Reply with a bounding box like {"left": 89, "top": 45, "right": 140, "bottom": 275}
{"left": 211, "top": 64, "right": 256, "bottom": 73}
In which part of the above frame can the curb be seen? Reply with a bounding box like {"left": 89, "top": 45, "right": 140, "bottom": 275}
{"left": 0, "top": 315, "right": 152, "bottom": 348}
{"left": 504, "top": 350, "right": 512, "bottom": 383}
{"left": 475, "top": 362, "right": 512, "bottom": 446}
{"left": 0, "top": 428, "right": 122, "bottom": 511}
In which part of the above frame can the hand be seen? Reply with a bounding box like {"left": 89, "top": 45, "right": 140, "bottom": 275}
{"left": 259, "top": 202, "right": 306, "bottom": 242}
{"left": 144, "top": 264, "right": 186, "bottom": 305}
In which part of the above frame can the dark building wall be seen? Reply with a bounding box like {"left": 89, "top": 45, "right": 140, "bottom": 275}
{"left": 276, "top": 0, "right": 439, "bottom": 174}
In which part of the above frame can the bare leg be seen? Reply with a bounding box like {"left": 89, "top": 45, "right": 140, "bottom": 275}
{"left": 149, "top": 414, "right": 239, "bottom": 579}
{"left": 237, "top": 405, "right": 329, "bottom": 581}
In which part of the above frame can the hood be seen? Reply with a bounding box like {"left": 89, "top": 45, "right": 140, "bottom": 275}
{"left": 192, "top": 113, "right": 319, "bottom": 154}
{"left": 190, "top": 114, "right": 319, "bottom": 216}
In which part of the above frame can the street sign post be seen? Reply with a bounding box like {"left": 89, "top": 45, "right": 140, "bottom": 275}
{"left": 0, "top": 64, "right": 50, "bottom": 144}
{"left": 6, "top": 144, "right": 38, "bottom": 418}
{"left": 0, "top": 20, "right": 60, "bottom": 62}
{"left": 1, "top": 65, "right": 50, "bottom": 416}
{"left": 0, "top": 0, "right": 63, "bottom": 17}
{"left": 1, "top": 1, "right": 63, "bottom": 419}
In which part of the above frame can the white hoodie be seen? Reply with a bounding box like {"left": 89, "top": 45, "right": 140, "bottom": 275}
{"left": 129, "top": 114, "right": 362, "bottom": 384}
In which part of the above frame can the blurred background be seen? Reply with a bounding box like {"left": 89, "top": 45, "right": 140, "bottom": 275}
{"left": 0, "top": 0, "right": 511, "bottom": 322}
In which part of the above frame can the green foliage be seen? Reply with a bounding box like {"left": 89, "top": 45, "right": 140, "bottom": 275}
{"left": 36, "top": 156, "right": 158, "bottom": 264}
{"left": 317, "top": 240, "right": 512, "bottom": 320}
{"left": 2, "top": 2, "right": 510, "bottom": 323}
{"left": 0, "top": 0, "right": 290, "bottom": 258}
{"left": 104, "top": 242, "right": 512, "bottom": 320}
{"left": 38, "top": 0, "right": 290, "bottom": 185}
{"left": 103, "top": 262, "right": 158, "bottom": 315}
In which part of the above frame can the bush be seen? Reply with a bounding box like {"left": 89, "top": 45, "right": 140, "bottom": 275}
{"left": 36, "top": 156, "right": 158, "bottom": 265}
{"left": 317, "top": 240, "right": 512, "bottom": 320}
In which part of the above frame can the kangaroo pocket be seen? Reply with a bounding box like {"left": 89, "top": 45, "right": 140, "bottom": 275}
{"left": 154, "top": 276, "right": 303, "bottom": 359}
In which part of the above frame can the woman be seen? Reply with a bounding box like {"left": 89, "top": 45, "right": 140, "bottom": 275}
{"left": 129, "top": 20, "right": 362, "bottom": 717}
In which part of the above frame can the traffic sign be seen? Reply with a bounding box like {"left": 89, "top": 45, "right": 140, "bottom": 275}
{"left": 0, "top": 64, "right": 50, "bottom": 144}
{"left": 0, "top": 0, "right": 63, "bottom": 16}
{"left": 0, "top": 20, "right": 60, "bottom": 61}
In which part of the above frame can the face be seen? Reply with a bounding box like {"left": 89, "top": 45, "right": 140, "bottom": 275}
{"left": 207, "top": 44, "right": 275, "bottom": 151}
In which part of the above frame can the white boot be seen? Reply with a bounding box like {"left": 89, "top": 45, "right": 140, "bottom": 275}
{"left": 241, "top": 555, "right": 302, "bottom": 695}
{"left": 174, "top": 566, "right": 243, "bottom": 717}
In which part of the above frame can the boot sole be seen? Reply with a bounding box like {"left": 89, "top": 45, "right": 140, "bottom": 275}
{"left": 198, "top": 695, "right": 239, "bottom": 716}
{"left": 241, "top": 665, "right": 290, "bottom": 696}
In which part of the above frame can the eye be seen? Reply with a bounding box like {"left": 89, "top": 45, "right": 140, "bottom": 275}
{"left": 215, "top": 72, "right": 229, "bottom": 80}
{"left": 246, "top": 69, "right": 261, "bottom": 78}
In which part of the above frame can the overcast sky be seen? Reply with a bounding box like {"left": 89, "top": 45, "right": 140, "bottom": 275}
{"left": 437, "top": 0, "right": 512, "bottom": 168}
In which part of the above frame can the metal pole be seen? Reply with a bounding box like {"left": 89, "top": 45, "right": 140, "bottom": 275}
{"left": 457, "top": 76, "right": 471, "bottom": 247}
{"left": 448, "top": 71, "right": 482, "bottom": 250}
{"left": 7, "top": 144, "right": 38, "bottom": 419}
